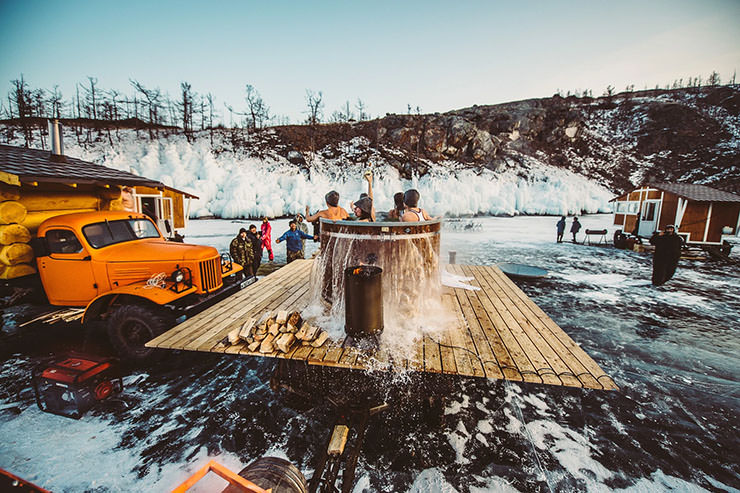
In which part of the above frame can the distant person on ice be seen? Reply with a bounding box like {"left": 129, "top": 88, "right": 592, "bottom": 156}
{"left": 261, "top": 217, "right": 274, "bottom": 262}
{"left": 401, "top": 189, "right": 432, "bottom": 222}
{"left": 229, "top": 228, "right": 254, "bottom": 277}
{"left": 570, "top": 217, "right": 582, "bottom": 243}
{"left": 649, "top": 224, "right": 683, "bottom": 286}
{"left": 276, "top": 220, "right": 316, "bottom": 263}
{"left": 556, "top": 216, "right": 566, "bottom": 243}
{"left": 247, "top": 224, "right": 262, "bottom": 275}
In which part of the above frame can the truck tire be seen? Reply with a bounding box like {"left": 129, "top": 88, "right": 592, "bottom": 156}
{"left": 107, "top": 304, "right": 172, "bottom": 360}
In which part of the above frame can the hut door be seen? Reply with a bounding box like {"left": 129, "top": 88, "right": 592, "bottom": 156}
{"left": 638, "top": 200, "right": 660, "bottom": 237}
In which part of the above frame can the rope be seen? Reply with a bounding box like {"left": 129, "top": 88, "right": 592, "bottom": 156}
{"left": 143, "top": 272, "right": 167, "bottom": 289}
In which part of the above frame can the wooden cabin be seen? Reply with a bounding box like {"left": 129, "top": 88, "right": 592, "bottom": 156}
{"left": 610, "top": 183, "right": 740, "bottom": 245}
{"left": 0, "top": 143, "right": 197, "bottom": 278}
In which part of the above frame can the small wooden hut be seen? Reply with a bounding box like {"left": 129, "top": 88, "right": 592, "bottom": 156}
{"left": 0, "top": 142, "right": 197, "bottom": 278}
{"left": 610, "top": 182, "right": 740, "bottom": 245}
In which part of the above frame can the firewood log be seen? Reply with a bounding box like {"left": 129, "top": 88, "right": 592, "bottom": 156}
{"left": 268, "top": 320, "right": 280, "bottom": 336}
{"left": 288, "top": 311, "right": 302, "bottom": 328}
{"left": 286, "top": 322, "right": 299, "bottom": 333}
{"left": 256, "top": 311, "right": 273, "bottom": 329}
{"left": 275, "top": 310, "right": 289, "bottom": 325}
{"left": 296, "top": 324, "right": 319, "bottom": 341}
{"left": 227, "top": 327, "right": 240, "bottom": 345}
{"left": 247, "top": 340, "right": 261, "bottom": 352}
{"left": 311, "top": 330, "right": 329, "bottom": 347}
{"left": 259, "top": 334, "right": 276, "bottom": 353}
{"left": 238, "top": 317, "right": 256, "bottom": 341}
{"left": 275, "top": 333, "right": 296, "bottom": 353}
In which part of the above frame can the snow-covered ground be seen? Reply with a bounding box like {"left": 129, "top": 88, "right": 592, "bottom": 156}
{"left": 1, "top": 214, "right": 738, "bottom": 492}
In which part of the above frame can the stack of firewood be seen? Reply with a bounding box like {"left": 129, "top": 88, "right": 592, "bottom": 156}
{"left": 224, "top": 310, "right": 329, "bottom": 354}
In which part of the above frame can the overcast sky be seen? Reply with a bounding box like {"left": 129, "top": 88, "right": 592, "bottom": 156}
{"left": 1, "top": 0, "right": 739, "bottom": 124}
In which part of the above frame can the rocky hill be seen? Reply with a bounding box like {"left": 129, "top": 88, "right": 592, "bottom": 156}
{"left": 262, "top": 86, "right": 739, "bottom": 193}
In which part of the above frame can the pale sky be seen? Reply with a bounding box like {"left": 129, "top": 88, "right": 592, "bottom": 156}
{"left": 1, "top": 0, "right": 738, "bottom": 124}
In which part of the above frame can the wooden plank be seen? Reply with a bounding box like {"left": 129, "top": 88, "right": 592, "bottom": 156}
{"left": 422, "top": 332, "right": 443, "bottom": 374}
{"left": 488, "top": 266, "right": 617, "bottom": 390}
{"left": 474, "top": 265, "right": 586, "bottom": 388}
{"left": 439, "top": 291, "right": 476, "bottom": 377}
{"left": 462, "top": 264, "right": 562, "bottom": 385}
{"left": 453, "top": 266, "right": 505, "bottom": 381}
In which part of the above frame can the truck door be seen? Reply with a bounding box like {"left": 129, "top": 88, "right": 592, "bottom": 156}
{"left": 36, "top": 228, "right": 99, "bottom": 306}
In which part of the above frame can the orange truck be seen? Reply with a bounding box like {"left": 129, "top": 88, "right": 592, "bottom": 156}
{"left": 15, "top": 210, "right": 248, "bottom": 359}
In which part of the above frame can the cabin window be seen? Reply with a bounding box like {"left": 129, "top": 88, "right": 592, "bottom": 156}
{"left": 46, "top": 229, "right": 83, "bottom": 254}
{"left": 615, "top": 201, "right": 639, "bottom": 214}
{"left": 83, "top": 219, "right": 160, "bottom": 249}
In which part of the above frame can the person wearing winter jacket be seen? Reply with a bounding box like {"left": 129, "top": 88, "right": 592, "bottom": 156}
{"left": 246, "top": 224, "right": 262, "bottom": 275}
{"left": 649, "top": 224, "right": 683, "bottom": 286}
{"left": 261, "top": 217, "right": 274, "bottom": 262}
{"left": 570, "top": 217, "right": 582, "bottom": 243}
{"left": 229, "top": 228, "right": 254, "bottom": 276}
{"left": 276, "top": 221, "right": 316, "bottom": 263}
{"left": 556, "top": 216, "right": 566, "bottom": 243}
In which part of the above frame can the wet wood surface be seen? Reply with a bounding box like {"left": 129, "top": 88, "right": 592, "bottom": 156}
{"left": 147, "top": 259, "right": 618, "bottom": 390}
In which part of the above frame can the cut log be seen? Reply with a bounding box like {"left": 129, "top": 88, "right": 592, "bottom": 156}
{"left": 286, "top": 322, "right": 299, "bottom": 333}
{"left": 254, "top": 330, "right": 268, "bottom": 342}
{"left": 0, "top": 201, "right": 27, "bottom": 225}
{"left": 311, "top": 330, "right": 329, "bottom": 348}
{"left": 247, "top": 340, "right": 261, "bottom": 352}
{"left": 296, "top": 324, "right": 319, "bottom": 342}
{"left": 288, "top": 311, "right": 302, "bottom": 328}
{"left": 0, "top": 185, "right": 20, "bottom": 202}
{"left": 0, "top": 224, "right": 31, "bottom": 245}
{"left": 275, "top": 333, "right": 296, "bottom": 353}
{"left": 21, "top": 209, "right": 96, "bottom": 233}
{"left": 227, "top": 327, "right": 240, "bottom": 345}
{"left": 0, "top": 263, "right": 37, "bottom": 279}
{"left": 259, "top": 334, "right": 276, "bottom": 353}
{"left": 256, "top": 311, "right": 273, "bottom": 330}
{"left": 327, "top": 425, "right": 349, "bottom": 456}
{"left": 275, "top": 310, "right": 289, "bottom": 325}
{"left": 268, "top": 321, "right": 280, "bottom": 336}
{"left": 238, "top": 317, "right": 256, "bottom": 341}
{"left": 20, "top": 193, "right": 100, "bottom": 212}
{"left": 0, "top": 243, "right": 34, "bottom": 266}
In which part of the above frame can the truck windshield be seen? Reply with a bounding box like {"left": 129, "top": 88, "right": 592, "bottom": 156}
{"left": 82, "top": 219, "right": 161, "bottom": 248}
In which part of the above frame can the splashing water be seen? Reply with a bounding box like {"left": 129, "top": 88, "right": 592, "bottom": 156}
{"left": 303, "top": 219, "right": 454, "bottom": 362}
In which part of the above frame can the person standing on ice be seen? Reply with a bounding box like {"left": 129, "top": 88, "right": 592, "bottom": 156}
{"left": 261, "top": 217, "right": 274, "bottom": 262}
{"left": 649, "top": 224, "right": 683, "bottom": 286}
{"left": 229, "top": 228, "right": 254, "bottom": 277}
{"left": 247, "top": 224, "right": 262, "bottom": 275}
{"left": 570, "top": 217, "right": 582, "bottom": 243}
{"left": 276, "top": 220, "right": 316, "bottom": 263}
{"left": 295, "top": 213, "right": 309, "bottom": 256}
{"left": 401, "top": 189, "right": 432, "bottom": 222}
{"left": 556, "top": 216, "right": 566, "bottom": 243}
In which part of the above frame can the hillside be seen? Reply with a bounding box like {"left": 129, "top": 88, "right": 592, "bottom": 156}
{"left": 1, "top": 86, "right": 738, "bottom": 218}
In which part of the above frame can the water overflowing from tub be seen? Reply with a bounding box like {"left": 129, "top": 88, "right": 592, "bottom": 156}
{"left": 303, "top": 218, "right": 453, "bottom": 363}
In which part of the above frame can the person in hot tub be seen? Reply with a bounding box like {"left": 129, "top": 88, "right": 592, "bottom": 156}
{"left": 401, "top": 189, "right": 432, "bottom": 222}
{"left": 349, "top": 170, "right": 376, "bottom": 222}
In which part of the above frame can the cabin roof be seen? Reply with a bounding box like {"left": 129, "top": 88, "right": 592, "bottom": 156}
{"left": 611, "top": 182, "right": 740, "bottom": 203}
{"left": 0, "top": 144, "right": 163, "bottom": 189}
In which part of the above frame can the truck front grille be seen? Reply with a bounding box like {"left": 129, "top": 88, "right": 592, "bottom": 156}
{"left": 199, "top": 257, "right": 222, "bottom": 293}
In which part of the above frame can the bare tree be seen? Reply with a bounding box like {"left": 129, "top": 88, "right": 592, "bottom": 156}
{"left": 11, "top": 76, "right": 34, "bottom": 146}
{"left": 304, "top": 89, "right": 324, "bottom": 125}
{"left": 730, "top": 70, "right": 736, "bottom": 85}
{"left": 245, "top": 84, "right": 270, "bottom": 130}
{"left": 130, "top": 79, "right": 164, "bottom": 138}
{"left": 355, "top": 98, "right": 367, "bottom": 121}
{"left": 82, "top": 76, "right": 99, "bottom": 120}
{"left": 707, "top": 71, "right": 720, "bottom": 86}
{"left": 177, "top": 81, "right": 195, "bottom": 140}
{"left": 49, "top": 85, "right": 63, "bottom": 119}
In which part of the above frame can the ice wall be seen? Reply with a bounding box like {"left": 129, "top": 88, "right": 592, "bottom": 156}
{"left": 65, "top": 132, "right": 613, "bottom": 218}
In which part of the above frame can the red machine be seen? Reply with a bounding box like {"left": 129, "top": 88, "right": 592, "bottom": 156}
{"left": 32, "top": 353, "right": 122, "bottom": 419}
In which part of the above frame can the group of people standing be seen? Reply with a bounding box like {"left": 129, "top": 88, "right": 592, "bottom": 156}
{"left": 556, "top": 216, "right": 581, "bottom": 243}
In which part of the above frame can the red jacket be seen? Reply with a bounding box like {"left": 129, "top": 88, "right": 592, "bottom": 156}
{"left": 260, "top": 222, "right": 272, "bottom": 248}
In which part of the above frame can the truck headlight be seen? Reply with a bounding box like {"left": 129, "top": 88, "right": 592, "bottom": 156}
{"left": 171, "top": 269, "right": 185, "bottom": 283}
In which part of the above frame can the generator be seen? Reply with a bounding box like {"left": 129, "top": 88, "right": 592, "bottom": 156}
{"left": 32, "top": 353, "right": 122, "bottom": 419}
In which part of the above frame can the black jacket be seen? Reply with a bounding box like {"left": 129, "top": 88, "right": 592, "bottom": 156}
{"left": 246, "top": 231, "right": 262, "bottom": 259}
{"left": 650, "top": 232, "right": 682, "bottom": 262}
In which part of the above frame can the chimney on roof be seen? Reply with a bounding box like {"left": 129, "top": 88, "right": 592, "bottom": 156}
{"left": 48, "top": 119, "right": 66, "bottom": 163}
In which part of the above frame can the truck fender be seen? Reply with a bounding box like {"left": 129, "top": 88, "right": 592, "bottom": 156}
{"left": 82, "top": 282, "right": 196, "bottom": 324}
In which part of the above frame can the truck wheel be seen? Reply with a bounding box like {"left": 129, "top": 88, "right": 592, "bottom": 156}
{"left": 107, "top": 305, "right": 172, "bottom": 360}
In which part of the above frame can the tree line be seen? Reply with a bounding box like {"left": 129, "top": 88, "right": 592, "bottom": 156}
{"left": 1, "top": 75, "right": 373, "bottom": 147}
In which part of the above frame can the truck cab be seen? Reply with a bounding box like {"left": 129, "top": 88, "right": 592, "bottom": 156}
{"left": 33, "top": 211, "right": 244, "bottom": 359}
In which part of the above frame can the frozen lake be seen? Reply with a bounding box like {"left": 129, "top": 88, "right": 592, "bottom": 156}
{"left": 1, "top": 214, "right": 738, "bottom": 492}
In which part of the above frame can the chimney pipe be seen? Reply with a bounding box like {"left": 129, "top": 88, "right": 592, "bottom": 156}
{"left": 48, "top": 119, "right": 66, "bottom": 163}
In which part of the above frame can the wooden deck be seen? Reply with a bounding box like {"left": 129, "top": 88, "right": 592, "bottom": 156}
{"left": 147, "top": 259, "right": 618, "bottom": 391}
